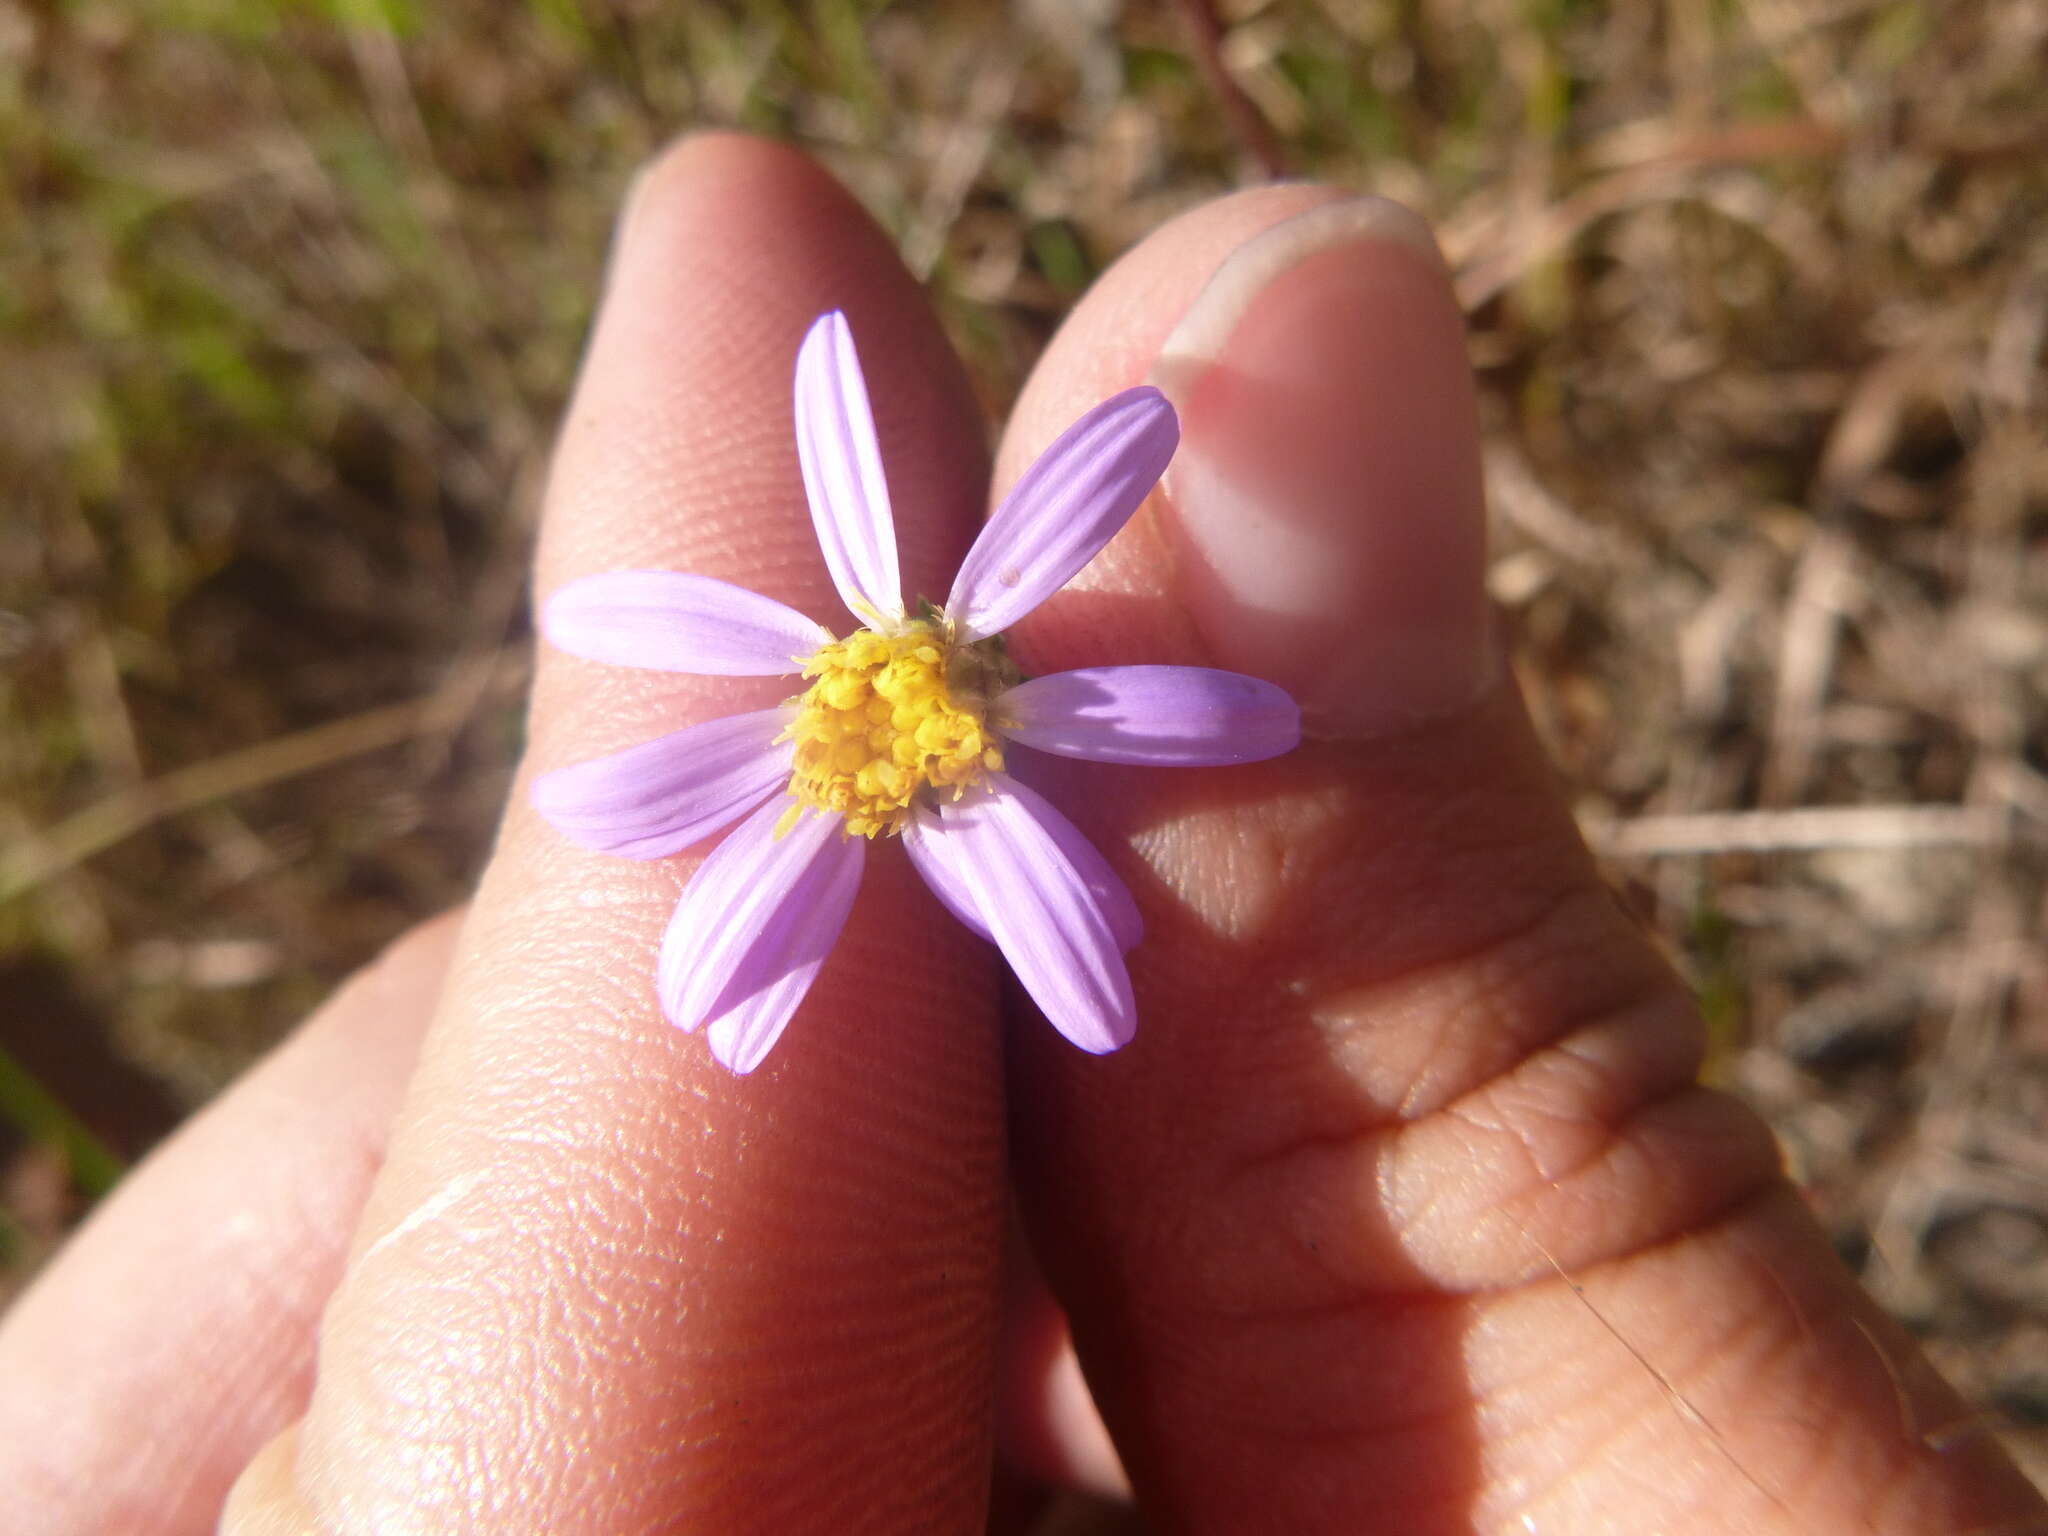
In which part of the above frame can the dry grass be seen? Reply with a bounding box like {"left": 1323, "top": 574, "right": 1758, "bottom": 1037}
{"left": 2, "top": 0, "right": 2044, "bottom": 1502}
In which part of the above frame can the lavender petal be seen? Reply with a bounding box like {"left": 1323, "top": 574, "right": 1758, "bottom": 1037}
{"left": 902, "top": 805, "right": 992, "bottom": 944}
{"left": 704, "top": 825, "right": 866, "bottom": 1075}
{"left": 542, "top": 571, "right": 829, "bottom": 675}
{"left": 998, "top": 666, "right": 1301, "bottom": 766}
{"left": 946, "top": 388, "right": 1178, "bottom": 641}
{"left": 795, "top": 311, "right": 903, "bottom": 621}
{"left": 910, "top": 781, "right": 1141, "bottom": 952}
{"left": 935, "top": 773, "right": 1137, "bottom": 1053}
{"left": 530, "top": 707, "right": 795, "bottom": 859}
{"left": 657, "top": 799, "right": 865, "bottom": 1060}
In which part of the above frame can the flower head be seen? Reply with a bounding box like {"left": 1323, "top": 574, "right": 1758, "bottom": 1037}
{"left": 535, "top": 311, "right": 1300, "bottom": 1073}
{"left": 780, "top": 619, "right": 1012, "bottom": 837}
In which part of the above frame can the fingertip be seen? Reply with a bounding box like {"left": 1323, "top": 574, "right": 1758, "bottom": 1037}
{"left": 545, "top": 127, "right": 985, "bottom": 661}
{"left": 1147, "top": 196, "right": 1448, "bottom": 371}
{"left": 1000, "top": 183, "right": 1353, "bottom": 454}
{"left": 1156, "top": 200, "right": 1490, "bottom": 736}
{"left": 998, "top": 188, "right": 1492, "bottom": 739}
{"left": 618, "top": 129, "right": 850, "bottom": 247}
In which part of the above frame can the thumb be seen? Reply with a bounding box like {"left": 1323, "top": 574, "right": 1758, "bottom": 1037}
{"left": 996, "top": 191, "right": 2040, "bottom": 1532}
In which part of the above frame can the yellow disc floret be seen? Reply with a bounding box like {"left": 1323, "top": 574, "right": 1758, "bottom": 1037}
{"left": 780, "top": 619, "right": 1011, "bottom": 838}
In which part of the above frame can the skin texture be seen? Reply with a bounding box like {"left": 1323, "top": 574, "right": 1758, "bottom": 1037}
{"left": 0, "top": 136, "right": 2038, "bottom": 1534}
{"left": 995, "top": 189, "right": 2043, "bottom": 1532}
{"left": 231, "top": 136, "right": 1010, "bottom": 1536}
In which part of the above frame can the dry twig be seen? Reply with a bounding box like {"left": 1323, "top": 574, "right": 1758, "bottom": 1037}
{"left": 0, "top": 654, "right": 525, "bottom": 903}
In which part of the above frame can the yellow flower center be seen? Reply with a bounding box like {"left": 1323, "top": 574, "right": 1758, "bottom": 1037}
{"left": 780, "top": 619, "right": 1012, "bottom": 838}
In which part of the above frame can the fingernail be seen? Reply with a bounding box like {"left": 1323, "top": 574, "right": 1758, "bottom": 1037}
{"left": 1148, "top": 198, "right": 1494, "bottom": 739}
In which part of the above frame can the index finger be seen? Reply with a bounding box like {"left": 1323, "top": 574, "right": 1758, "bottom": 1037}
{"left": 226, "top": 136, "right": 1005, "bottom": 1533}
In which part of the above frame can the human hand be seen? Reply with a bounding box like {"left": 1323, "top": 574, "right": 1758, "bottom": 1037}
{"left": 2, "top": 135, "right": 2038, "bottom": 1534}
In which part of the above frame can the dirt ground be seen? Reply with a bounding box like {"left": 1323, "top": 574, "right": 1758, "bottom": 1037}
{"left": 2, "top": 0, "right": 2044, "bottom": 1514}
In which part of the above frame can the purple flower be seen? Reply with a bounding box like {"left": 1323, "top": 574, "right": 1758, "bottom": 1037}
{"left": 534, "top": 311, "right": 1300, "bottom": 1074}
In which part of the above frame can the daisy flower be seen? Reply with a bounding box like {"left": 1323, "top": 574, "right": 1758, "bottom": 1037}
{"left": 533, "top": 310, "right": 1300, "bottom": 1074}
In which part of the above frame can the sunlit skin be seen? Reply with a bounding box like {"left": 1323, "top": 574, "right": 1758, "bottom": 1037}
{"left": 0, "top": 135, "right": 2038, "bottom": 1535}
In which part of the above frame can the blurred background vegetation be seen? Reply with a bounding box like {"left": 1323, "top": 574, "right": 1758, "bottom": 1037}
{"left": 2, "top": 0, "right": 2044, "bottom": 1504}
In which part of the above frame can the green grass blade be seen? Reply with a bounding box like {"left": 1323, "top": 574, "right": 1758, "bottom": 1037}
{"left": 0, "top": 1042, "right": 127, "bottom": 1200}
